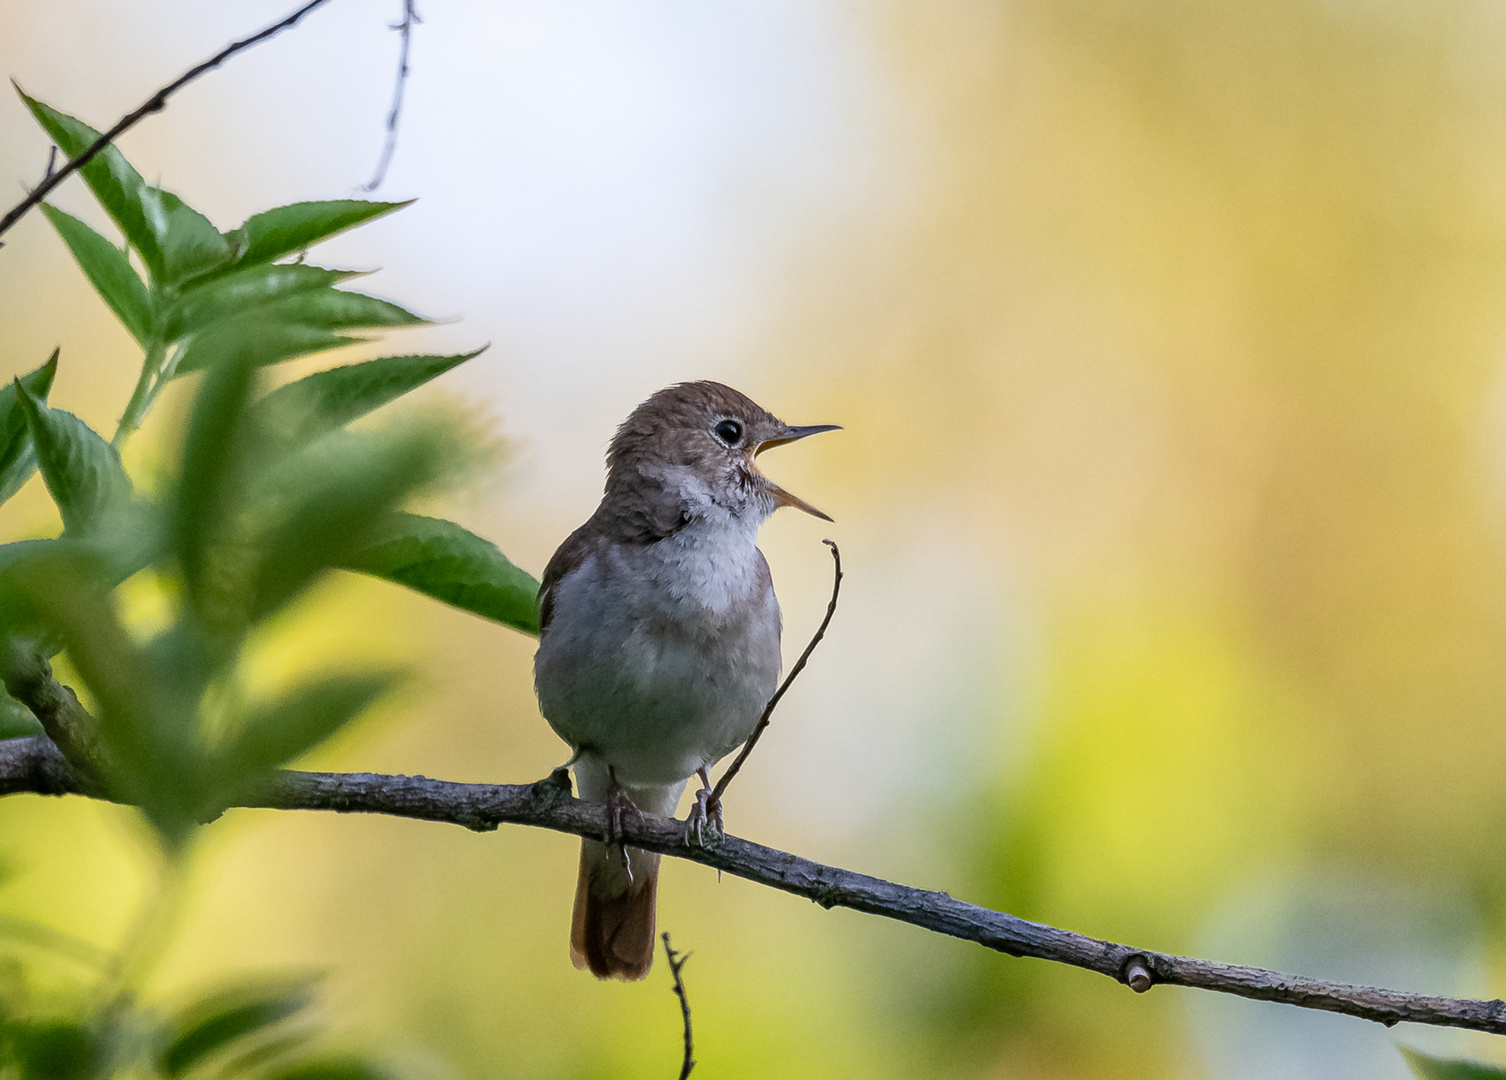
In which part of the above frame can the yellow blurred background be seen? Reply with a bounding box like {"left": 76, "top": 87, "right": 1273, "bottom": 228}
{"left": 6, "top": 1, "right": 1506, "bottom": 1077}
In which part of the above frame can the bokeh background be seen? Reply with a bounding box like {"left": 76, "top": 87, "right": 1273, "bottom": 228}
{"left": 4, "top": 1, "right": 1506, "bottom": 1077}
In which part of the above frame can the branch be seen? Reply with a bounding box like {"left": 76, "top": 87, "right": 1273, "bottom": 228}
{"left": 661, "top": 933, "right": 695, "bottom": 1079}
{"left": 364, "top": 0, "right": 420, "bottom": 192}
{"left": 0, "top": 0, "right": 337, "bottom": 244}
{"left": 0, "top": 644, "right": 105, "bottom": 790}
{"left": 710, "top": 538, "right": 842, "bottom": 809}
{"left": 3, "top": 736, "right": 1505, "bottom": 1037}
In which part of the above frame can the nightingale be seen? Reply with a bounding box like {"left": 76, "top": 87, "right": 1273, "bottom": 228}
{"left": 533, "top": 380, "right": 837, "bottom": 981}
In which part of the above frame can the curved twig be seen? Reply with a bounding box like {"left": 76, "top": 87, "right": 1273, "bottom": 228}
{"left": 0, "top": 0, "right": 338, "bottom": 244}
{"left": 661, "top": 933, "right": 695, "bottom": 1079}
{"left": 710, "top": 539, "right": 842, "bottom": 809}
{"left": 364, "top": 0, "right": 420, "bottom": 191}
{"left": 2, "top": 733, "right": 1505, "bottom": 1037}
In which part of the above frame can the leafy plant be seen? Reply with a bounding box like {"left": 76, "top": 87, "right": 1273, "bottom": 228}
{"left": 0, "top": 93, "right": 546, "bottom": 1079}
{"left": 1, "top": 94, "right": 540, "bottom": 846}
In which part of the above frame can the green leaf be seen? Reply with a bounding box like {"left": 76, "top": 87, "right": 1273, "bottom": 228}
{"left": 164, "top": 264, "right": 359, "bottom": 340}
{"left": 252, "top": 350, "right": 483, "bottom": 446}
{"left": 15, "top": 386, "right": 133, "bottom": 537}
{"left": 1402, "top": 1048, "right": 1506, "bottom": 1079}
{"left": 142, "top": 188, "right": 233, "bottom": 284}
{"left": 10, "top": 1018, "right": 99, "bottom": 1080}
{"left": 264, "top": 1057, "right": 390, "bottom": 1080}
{"left": 0, "top": 352, "right": 59, "bottom": 506}
{"left": 39, "top": 204, "right": 153, "bottom": 344}
{"left": 227, "top": 200, "right": 412, "bottom": 268}
{"left": 161, "top": 980, "right": 317, "bottom": 1077}
{"left": 343, "top": 513, "right": 541, "bottom": 635}
{"left": 0, "top": 690, "right": 42, "bottom": 738}
{"left": 246, "top": 429, "right": 446, "bottom": 623}
{"left": 0, "top": 545, "right": 196, "bottom": 841}
{"left": 172, "top": 321, "right": 363, "bottom": 378}
{"left": 17, "top": 88, "right": 165, "bottom": 280}
{"left": 217, "top": 673, "right": 397, "bottom": 786}
{"left": 254, "top": 287, "right": 425, "bottom": 332}
{"left": 174, "top": 327, "right": 260, "bottom": 609}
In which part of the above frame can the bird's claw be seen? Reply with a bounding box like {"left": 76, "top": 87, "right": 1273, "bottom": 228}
{"left": 684, "top": 767, "right": 724, "bottom": 846}
{"left": 605, "top": 767, "right": 641, "bottom": 880}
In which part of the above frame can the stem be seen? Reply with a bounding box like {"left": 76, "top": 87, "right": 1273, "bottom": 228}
{"left": 113, "top": 337, "right": 165, "bottom": 449}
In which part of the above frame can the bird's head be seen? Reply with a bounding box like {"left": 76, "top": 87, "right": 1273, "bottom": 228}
{"left": 606, "top": 381, "right": 839, "bottom": 524}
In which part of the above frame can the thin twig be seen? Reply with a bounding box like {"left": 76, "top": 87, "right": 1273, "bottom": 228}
{"left": 364, "top": 0, "right": 420, "bottom": 191}
{"left": 41, "top": 146, "right": 58, "bottom": 183}
{"left": 0, "top": 0, "right": 338, "bottom": 244}
{"left": 709, "top": 539, "right": 842, "bottom": 810}
{"left": 4, "top": 734, "right": 1504, "bottom": 1038}
{"left": 661, "top": 933, "right": 695, "bottom": 1079}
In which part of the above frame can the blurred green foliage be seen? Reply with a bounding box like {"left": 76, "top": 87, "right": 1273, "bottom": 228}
{"left": 0, "top": 92, "right": 543, "bottom": 1079}
{"left": 0, "top": 959, "right": 390, "bottom": 1080}
{"left": 1405, "top": 1048, "right": 1506, "bottom": 1079}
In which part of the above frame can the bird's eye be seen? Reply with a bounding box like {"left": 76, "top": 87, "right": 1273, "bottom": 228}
{"left": 714, "top": 419, "right": 743, "bottom": 446}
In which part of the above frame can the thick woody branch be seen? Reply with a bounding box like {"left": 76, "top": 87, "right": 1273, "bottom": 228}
{"left": 2, "top": 735, "right": 1505, "bottom": 1037}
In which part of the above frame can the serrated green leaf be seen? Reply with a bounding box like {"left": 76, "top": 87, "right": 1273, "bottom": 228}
{"left": 1402, "top": 1047, "right": 1506, "bottom": 1079}
{"left": 343, "top": 513, "right": 541, "bottom": 635}
{"left": 39, "top": 204, "right": 152, "bottom": 344}
{"left": 217, "top": 673, "right": 397, "bottom": 788}
{"left": 15, "top": 387, "right": 133, "bottom": 537}
{"left": 256, "top": 287, "right": 426, "bottom": 332}
{"left": 143, "top": 187, "right": 233, "bottom": 284}
{"left": 161, "top": 980, "right": 318, "bottom": 1077}
{"left": 17, "top": 88, "right": 165, "bottom": 280}
{"left": 165, "top": 264, "right": 359, "bottom": 340}
{"left": 227, "top": 200, "right": 411, "bottom": 268}
{"left": 0, "top": 353, "right": 59, "bottom": 506}
{"left": 252, "top": 350, "right": 483, "bottom": 447}
{"left": 172, "top": 322, "right": 363, "bottom": 378}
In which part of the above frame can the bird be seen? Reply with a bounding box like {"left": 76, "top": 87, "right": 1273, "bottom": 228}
{"left": 533, "top": 381, "right": 838, "bottom": 980}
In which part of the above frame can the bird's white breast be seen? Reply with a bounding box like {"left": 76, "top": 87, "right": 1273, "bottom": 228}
{"left": 534, "top": 518, "right": 783, "bottom": 786}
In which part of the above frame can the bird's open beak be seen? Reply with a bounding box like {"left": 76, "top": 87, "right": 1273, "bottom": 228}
{"left": 756, "top": 423, "right": 840, "bottom": 522}
{"left": 756, "top": 424, "right": 842, "bottom": 454}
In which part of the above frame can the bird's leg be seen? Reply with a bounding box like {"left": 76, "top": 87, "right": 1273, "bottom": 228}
{"left": 685, "top": 766, "right": 724, "bottom": 846}
{"left": 604, "top": 766, "right": 642, "bottom": 881}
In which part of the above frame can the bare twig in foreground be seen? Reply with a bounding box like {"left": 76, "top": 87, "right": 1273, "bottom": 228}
{"left": 364, "top": 0, "right": 420, "bottom": 191}
{"left": 709, "top": 538, "right": 842, "bottom": 811}
{"left": 3, "top": 734, "right": 1506, "bottom": 1038}
{"left": 0, "top": 0, "right": 338, "bottom": 245}
{"left": 662, "top": 933, "right": 695, "bottom": 1079}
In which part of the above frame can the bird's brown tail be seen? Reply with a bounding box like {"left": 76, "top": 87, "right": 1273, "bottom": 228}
{"left": 570, "top": 838, "right": 659, "bottom": 981}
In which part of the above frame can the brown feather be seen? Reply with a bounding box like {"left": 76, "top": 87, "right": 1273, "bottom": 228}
{"left": 569, "top": 840, "right": 659, "bottom": 981}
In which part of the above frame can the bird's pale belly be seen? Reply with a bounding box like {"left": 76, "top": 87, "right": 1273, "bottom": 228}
{"left": 534, "top": 549, "right": 782, "bottom": 786}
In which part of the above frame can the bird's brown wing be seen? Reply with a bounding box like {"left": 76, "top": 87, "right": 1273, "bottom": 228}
{"left": 538, "top": 490, "right": 689, "bottom": 635}
{"left": 537, "top": 521, "right": 600, "bottom": 636}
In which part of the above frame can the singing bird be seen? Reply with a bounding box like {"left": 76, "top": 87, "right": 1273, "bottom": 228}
{"left": 533, "top": 381, "right": 838, "bottom": 980}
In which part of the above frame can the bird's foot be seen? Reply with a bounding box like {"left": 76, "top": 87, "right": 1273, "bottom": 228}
{"left": 684, "top": 766, "right": 724, "bottom": 846}
{"left": 605, "top": 766, "right": 642, "bottom": 881}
